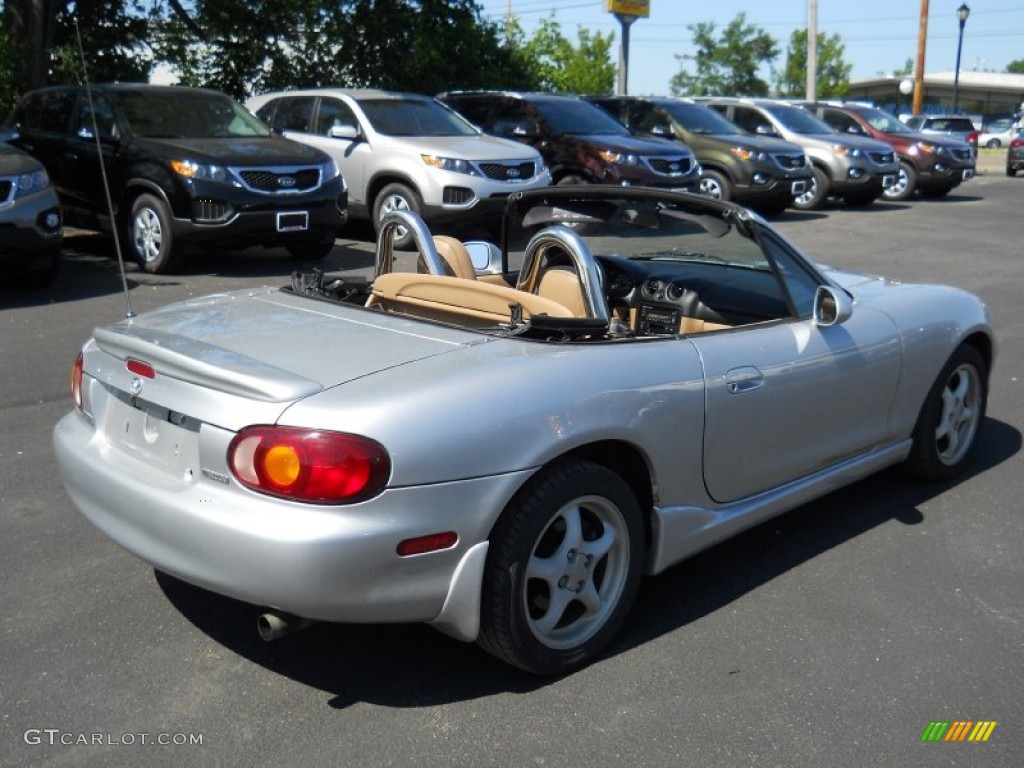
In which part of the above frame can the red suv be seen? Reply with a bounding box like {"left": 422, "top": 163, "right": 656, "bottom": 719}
{"left": 802, "top": 103, "right": 975, "bottom": 200}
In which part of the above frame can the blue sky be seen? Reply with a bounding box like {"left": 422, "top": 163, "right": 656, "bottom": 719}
{"left": 477, "top": 1, "right": 1024, "bottom": 95}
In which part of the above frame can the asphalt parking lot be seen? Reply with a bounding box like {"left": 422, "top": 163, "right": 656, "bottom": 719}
{"left": 1, "top": 158, "right": 1021, "bottom": 767}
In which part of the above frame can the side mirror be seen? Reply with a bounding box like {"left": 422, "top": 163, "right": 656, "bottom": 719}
{"left": 814, "top": 285, "right": 853, "bottom": 327}
{"left": 328, "top": 124, "right": 360, "bottom": 140}
{"left": 649, "top": 124, "right": 672, "bottom": 137}
{"left": 463, "top": 241, "right": 504, "bottom": 276}
{"left": 755, "top": 124, "right": 777, "bottom": 137}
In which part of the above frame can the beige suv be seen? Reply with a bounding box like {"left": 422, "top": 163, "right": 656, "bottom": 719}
{"left": 248, "top": 89, "right": 550, "bottom": 246}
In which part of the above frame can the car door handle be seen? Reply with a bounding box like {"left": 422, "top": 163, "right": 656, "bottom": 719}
{"left": 726, "top": 366, "right": 765, "bottom": 394}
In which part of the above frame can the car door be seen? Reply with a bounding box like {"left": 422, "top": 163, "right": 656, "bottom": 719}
{"left": 308, "top": 97, "right": 367, "bottom": 210}
{"left": 689, "top": 233, "right": 903, "bottom": 503}
{"left": 66, "top": 92, "right": 121, "bottom": 221}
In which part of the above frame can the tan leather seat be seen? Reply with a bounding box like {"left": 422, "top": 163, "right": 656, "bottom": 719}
{"left": 537, "top": 266, "right": 587, "bottom": 317}
{"left": 368, "top": 273, "right": 574, "bottom": 327}
{"left": 432, "top": 236, "right": 476, "bottom": 280}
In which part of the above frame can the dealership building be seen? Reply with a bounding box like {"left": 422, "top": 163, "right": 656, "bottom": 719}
{"left": 847, "top": 71, "right": 1024, "bottom": 126}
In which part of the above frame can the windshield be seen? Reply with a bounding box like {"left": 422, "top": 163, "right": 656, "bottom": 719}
{"left": 505, "top": 192, "right": 767, "bottom": 271}
{"left": 533, "top": 99, "right": 630, "bottom": 136}
{"left": 359, "top": 98, "right": 478, "bottom": 137}
{"left": 853, "top": 107, "right": 913, "bottom": 134}
{"left": 117, "top": 89, "right": 270, "bottom": 139}
{"left": 765, "top": 105, "right": 835, "bottom": 135}
{"left": 663, "top": 102, "right": 745, "bottom": 135}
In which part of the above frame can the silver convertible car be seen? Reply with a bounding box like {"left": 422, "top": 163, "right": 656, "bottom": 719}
{"left": 54, "top": 187, "right": 994, "bottom": 675}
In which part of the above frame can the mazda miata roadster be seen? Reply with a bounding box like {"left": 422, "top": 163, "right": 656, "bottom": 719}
{"left": 54, "top": 187, "right": 994, "bottom": 674}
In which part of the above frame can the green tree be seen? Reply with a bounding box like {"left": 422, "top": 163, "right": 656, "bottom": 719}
{"left": 669, "top": 13, "right": 777, "bottom": 97}
{"left": 892, "top": 58, "right": 914, "bottom": 77}
{"left": 1008, "top": 59, "right": 1024, "bottom": 74}
{"left": 519, "top": 15, "right": 615, "bottom": 94}
{"left": 776, "top": 28, "right": 851, "bottom": 98}
{"left": 0, "top": 27, "right": 19, "bottom": 113}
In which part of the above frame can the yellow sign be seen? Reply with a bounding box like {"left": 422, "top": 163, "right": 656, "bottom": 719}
{"left": 604, "top": 0, "right": 650, "bottom": 18}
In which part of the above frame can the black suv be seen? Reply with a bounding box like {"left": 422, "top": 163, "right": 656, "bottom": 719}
{"left": 438, "top": 91, "right": 700, "bottom": 190}
{"left": 589, "top": 96, "right": 811, "bottom": 214}
{"left": 5, "top": 85, "right": 347, "bottom": 273}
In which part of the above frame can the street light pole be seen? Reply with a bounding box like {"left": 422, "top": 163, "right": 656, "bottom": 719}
{"left": 953, "top": 3, "right": 970, "bottom": 113}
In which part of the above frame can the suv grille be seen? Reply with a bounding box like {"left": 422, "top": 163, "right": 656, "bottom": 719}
{"left": 0, "top": 178, "right": 13, "bottom": 205}
{"left": 478, "top": 161, "right": 536, "bottom": 182}
{"left": 237, "top": 167, "right": 322, "bottom": 193}
{"left": 643, "top": 156, "right": 692, "bottom": 176}
{"left": 772, "top": 153, "right": 806, "bottom": 170}
{"left": 868, "top": 151, "right": 896, "bottom": 165}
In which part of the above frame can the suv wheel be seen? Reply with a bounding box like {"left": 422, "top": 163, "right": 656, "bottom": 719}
{"left": 698, "top": 170, "right": 732, "bottom": 201}
{"left": 791, "top": 166, "right": 828, "bottom": 210}
{"left": 11, "top": 248, "right": 61, "bottom": 289}
{"left": 373, "top": 183, "right": 422, "bottom": 250}
{"left": 286, "top": 236, "right": 335, "bottom": 260}
{"left": 130, "top": 194, "right": 183, "bottom": 273}
{"left": 883, "top": 161, "right": 917, "bottom": 201}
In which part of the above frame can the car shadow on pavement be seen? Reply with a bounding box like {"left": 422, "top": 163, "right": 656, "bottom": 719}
{"left": 0, "top": 231, "right": 377, "bottom": 307}
{"left": 155, "top": 417, "right": 1018, "bottom": 707}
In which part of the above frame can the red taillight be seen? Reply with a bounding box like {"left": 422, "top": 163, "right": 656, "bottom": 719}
{"left": 71, "top": 352, "right": 84, "bottom": 410}
{"left": 397, "top": 532, "right": 458, "bottom": 557}
{"left": 228, "top": 426, "right": 390, "bottom": 504}
{"left": 1011, "top": 138, "right": 1024, "bottom": 149}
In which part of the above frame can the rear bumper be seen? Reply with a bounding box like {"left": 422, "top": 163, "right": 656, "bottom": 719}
{"left": 54, "top": 409, "right": 526, "bottom": 624}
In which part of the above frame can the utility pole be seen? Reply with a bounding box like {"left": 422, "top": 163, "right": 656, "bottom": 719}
{"left": 913, "top": 0, "right": 929, "bottom": 115}
{"left": 604, "top": 1, "right": 650, "bottom": 96}
{"left": 806, "top": 0, "right": 818, "bottom": 101}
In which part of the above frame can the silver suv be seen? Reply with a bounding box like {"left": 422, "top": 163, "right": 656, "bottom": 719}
{"left": 699, "top": 98, "right": 899, "bottom": 210}
{"left": 248, "top": 89, "right": 550, "bottom": 245}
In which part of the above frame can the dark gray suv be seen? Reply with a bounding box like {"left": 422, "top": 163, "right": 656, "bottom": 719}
{"left": 5, "top": 85, "right": 347, "bottom": 273}
{"left": 0, "top": 136, "right": 63, "bottom": 288}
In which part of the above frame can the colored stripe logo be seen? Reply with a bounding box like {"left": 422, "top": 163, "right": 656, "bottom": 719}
{"left": 921, "top": 721, "right": 998, "bottom": 742}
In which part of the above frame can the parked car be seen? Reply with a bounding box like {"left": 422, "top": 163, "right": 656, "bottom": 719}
{"left": 901, "top": 115, "right": 979, "bottom": 157}
{"left": 54, "top": 185, "right": 993, "bottom": 675}
{"left": 800, "top": 102, "right": 975, "bottom": 200}
{"left": 587, "top": 95, "right": 811, "bottom": 215}
{"left": 0, "top": 131, "right": 63, "bottom": 288}
{"left": 4, "top": 84, "right": 347, "bottom": 273}
{"left": 438, "top": 90, "right": 700, "bottom": 191}
{"left": 247, "top": 89, "right": 550, "bottom": 248}
{"left": 979, "top": 118, "right": 1016, "bottom": 148}
{"left": 1007, "top": 128, "right": 1024, "bottom": 176}
{"left": 697, "top": 97, "right": 898, "bottom": 210}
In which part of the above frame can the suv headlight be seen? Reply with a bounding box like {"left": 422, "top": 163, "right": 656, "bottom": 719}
{"left": 598, "top": 149, "right": 640, "bottom": 166}
{"left": 911, "top": 142, "right": 940, "bottom": 156}
{"left": 171, "top": 159, "right": 228, "bottom": 182}
{"left": 831, "top": 145, "right": 862, "bottom": 158}
{"left": 731, "top": 146, "right": 766, "bottom": 162}
{"left": 421, "top": 154, "right": 478, "bottom": 175}
{"left": 14, "top": 168, "right": 51, "bottom": 198}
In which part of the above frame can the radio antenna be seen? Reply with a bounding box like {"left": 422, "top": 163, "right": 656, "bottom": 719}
{"left": 73, "top": 17, "right": 136, "bottom": 319}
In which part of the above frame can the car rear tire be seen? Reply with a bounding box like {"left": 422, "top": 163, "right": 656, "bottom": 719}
{"left": 478, "top": 459, "right": 644, "bottom": 675}
{"left": 985, "top": 139, "right": 1001, "bottom": 149}
{"left": 883, "top": 162, "right": 917, "bottom": 201}
{"left": 791, "top": 166, "right": 828, "bottom": 210}
{"left": 130, "top": 193, "right": 183, "bottom": 273}
{"left": 373, "top": 183, "right": 422, "bottom": 250}
{"left": 1007, "top": 167, "right": 1017, "bottom": 178}
{"left": 904, "top": 344, "right": 987, "bottom": 481}
{"left": 698, "top": 170, "right": 733, "bottom": 201}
